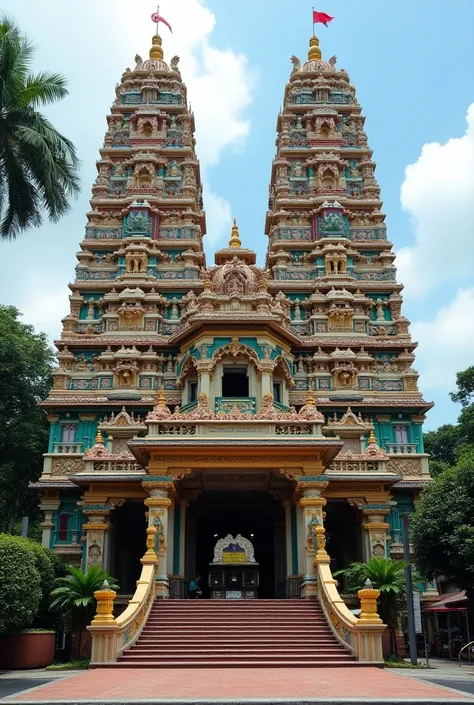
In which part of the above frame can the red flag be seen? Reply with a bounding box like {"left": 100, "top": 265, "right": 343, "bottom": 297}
{"left": 313, "top": 10, "right": 334, "bottom": 27}
{"left": 151, "top": 12, "right": 173, "bottom": 33}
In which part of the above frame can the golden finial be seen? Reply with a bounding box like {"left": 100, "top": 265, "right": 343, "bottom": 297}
{"left": 95, "top": 429, "right": 104, "bottom": 445}
{"left": 308, "top": 35, "right": 322, "bottom": 61}
{"left": 229, "top": 218, "right": 242, "bottom": 249}
{"left": 368, "top": 429, "right": 377, "bottom": 445}
{"left": 304, "top": 389, "right": 316, "bottom": 406}
{"left": 150, "top": 34, "right": 164, "bottom": 60}
{"left": 157, "top": 387, "right": 167, "bottom": 405}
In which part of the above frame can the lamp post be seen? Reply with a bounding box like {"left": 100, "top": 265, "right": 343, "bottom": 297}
{"left": 402, "top": 513, "right": 418, "bottom": 665}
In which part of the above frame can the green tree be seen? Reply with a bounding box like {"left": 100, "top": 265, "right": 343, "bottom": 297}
{"left": 334, "top": 557, "right": 409, "bottom": 656}
{"left": 0, "top": 306, "right": 54, "bottom": 531}
{"left": 424, "top": 424, "right": 460, "bottom": 476}
{"left": 0, "top": 534, "right": 41, "bottom": 633}
{"left": 451, "top": 367, "right": 474, "bottom": 408}
{"left": 412, "top": 451, "right": 474, "bottom": 616}
{"left": 0, "top": 17, "right": 80, "bottom": 240}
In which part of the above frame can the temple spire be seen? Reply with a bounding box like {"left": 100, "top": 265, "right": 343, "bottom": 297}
{"left": 150, "top": 34, "right": 164, "bottom": 60}
{"left": 308, "top": 35, "right": 322, "bottom": 61}
{"left": 229, "top": 218, "right": 242, "bottom": 249}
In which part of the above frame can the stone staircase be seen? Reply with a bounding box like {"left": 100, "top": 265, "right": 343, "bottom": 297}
{"left": 116, "top": 599, "right": 362, "bottom": 668}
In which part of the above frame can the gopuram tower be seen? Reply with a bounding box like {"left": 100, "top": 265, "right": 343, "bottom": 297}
{"left": 36, "top": 29, "right": 434, "bottom": 629}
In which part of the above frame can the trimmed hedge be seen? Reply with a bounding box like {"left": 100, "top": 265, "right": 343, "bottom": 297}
{"left": 0, "top": 534, "right": 64, "bottom": 633}
{"left": 0, "top": 534, "right": 41, "bottom": 633}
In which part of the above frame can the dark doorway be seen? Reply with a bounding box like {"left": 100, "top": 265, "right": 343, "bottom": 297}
{"left": 111, "top": 501, "right": 147, "bottom": 594}
{"left": 222, "top": 367, "right": 249, "bottom": 397}
{"left": 325, "top": 500, "right": 362, "bottom": 580}
{"left": 188, "top": 491, "right": 285, "bottom": 598}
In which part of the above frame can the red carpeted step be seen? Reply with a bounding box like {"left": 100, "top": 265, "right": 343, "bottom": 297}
{"left": 113, "top": 598, "right": 361, "bottom": 669}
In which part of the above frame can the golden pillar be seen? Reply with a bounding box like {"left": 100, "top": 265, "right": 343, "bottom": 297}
{"left": 142, "top": 478, "right": 174, "bottom": 598}
{"left": 358, "top": 580, "right": 383, "bottom": 624}
{"left": 297, "top": 477, "right": 328, "bottom": 598}
{"left": 91, "top": 582, "right": 118, "bottom": 626}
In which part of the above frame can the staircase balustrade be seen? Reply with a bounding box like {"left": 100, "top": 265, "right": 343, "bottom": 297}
{"left": 88, "top": 526, "right": 158, "bottom": 664}
{"left": 315, "top": 530, "right": 385, "bottom": 663}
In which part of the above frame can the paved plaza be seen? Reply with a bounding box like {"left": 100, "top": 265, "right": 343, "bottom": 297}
{"left": 1, "top": 666, "right": 474, "bottom": 703}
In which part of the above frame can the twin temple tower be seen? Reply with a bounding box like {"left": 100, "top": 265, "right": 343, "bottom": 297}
{"left": 36, "top": 27, "right": 435, "bottom": 609}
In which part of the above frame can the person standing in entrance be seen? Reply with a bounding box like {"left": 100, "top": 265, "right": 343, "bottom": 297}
{"left": 188, "top": 575, "right": 202, "bottom": 599}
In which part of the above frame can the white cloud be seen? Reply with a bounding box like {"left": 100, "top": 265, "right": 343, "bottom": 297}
{"left": 21, "top": 287, "right": 70, "bottom": 344}
{"left": 204, "top": 189, "right": 233, "bottom": 245}
{"left": 411, "top": 287, "right": 474, "bottom": 393}
{"left": 0, "top": 0, "right": 254, "bottom": 337}
{"left": 397, "top": 103, "right": 474, "bottom": 298}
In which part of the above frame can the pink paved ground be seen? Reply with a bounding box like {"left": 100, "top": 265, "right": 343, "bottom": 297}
{"left": 9, "top": 667, "right": 473, "bottom": 701}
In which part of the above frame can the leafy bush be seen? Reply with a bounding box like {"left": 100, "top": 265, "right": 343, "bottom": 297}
{"left": 0, "top": 533, "right": 41, "bottom": 633}
{"left": 24, "top": 539, "right": 56, "bottom": 625}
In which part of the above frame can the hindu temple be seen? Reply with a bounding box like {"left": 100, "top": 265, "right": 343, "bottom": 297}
{"left": 35, "top": 28, "right": 435, "bottom": 665}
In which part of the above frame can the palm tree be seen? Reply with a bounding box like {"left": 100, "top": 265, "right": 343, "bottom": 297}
{"left": 0, "top": 17, "right": 80, "bottom": 240}
{"left": 335, "top": 557, "right": 411, "bottom": 656}
{"left": 50, "top": 566, "right": 119, "bottom": 659}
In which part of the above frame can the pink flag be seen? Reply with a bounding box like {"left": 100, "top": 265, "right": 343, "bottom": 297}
{"left": 313, "top": 10, "right": 334, "bottom": 27}
{"left": 151, "top": 12, "right": 173, "bottom": 33}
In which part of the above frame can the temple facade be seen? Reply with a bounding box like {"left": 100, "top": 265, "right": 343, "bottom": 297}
{"left": 36, "top": 31, "right": 434, "bottom": 605}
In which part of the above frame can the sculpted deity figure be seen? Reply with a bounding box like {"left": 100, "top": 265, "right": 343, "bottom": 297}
{"left": 375, "top": 299, "right": 385, "bottom": 320}
{"left": 87, "top": 299, "right": 95, "bottom": 319}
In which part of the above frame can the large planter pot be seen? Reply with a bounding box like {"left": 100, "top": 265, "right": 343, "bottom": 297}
{"left": 382, "top": 627, "right": 406, "bottom": 658}
{"left": 0, "top": 631, "right": 55, "bottom": 669}
{"left": 71, "top": 629, "right": 92, "bottom": 660}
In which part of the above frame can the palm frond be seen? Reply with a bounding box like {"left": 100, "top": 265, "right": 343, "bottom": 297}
{"left": 0, "top": 17, "right": 80, "bottom": 239}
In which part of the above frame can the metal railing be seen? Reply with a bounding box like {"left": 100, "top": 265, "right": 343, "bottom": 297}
{"left": 276, "top": 576, "right": 303, "bottom": 599}
{"left": 458, "top": 640, "right": 474, "bottom": 666}
{"left": 169, "top": 577, "right": 187, "bottom": 599}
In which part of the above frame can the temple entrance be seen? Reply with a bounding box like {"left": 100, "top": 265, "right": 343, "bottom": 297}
{"left": 110, "top": 500, "right": 147, "bottom": 594}
{"left": 325, "top": 500, "right": 362, "bottom": 581}
{"left": 186, "top": 491, "right": 286, "bottom": 598}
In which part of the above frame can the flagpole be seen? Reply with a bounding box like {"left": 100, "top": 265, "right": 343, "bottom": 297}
{"left": 312, "top": 6, "right": 315, "bottom": 36}
{"left": 156, "top": 4, "right": 160, "bottom": 35}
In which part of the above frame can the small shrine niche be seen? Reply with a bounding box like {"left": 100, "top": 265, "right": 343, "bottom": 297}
{"left": 208, "top": 534, "right": 259, "bottom": 599}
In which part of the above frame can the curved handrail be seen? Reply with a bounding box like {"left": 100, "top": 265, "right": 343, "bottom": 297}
{"left": 317, "top": 561, "right": 359, "bottom": 653}
{"left": 88, "top": 528, "right": 158, "bottom": 664}
{"left": 115, "top": 561, "right": 156, "bottom": 655}
{"left": 458, "top": 640, "right": 474, "bottom": 666}
{"left": 315, "top": 549, "right": 385, "bottom": 663}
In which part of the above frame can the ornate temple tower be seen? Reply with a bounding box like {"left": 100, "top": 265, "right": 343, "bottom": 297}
{"left": 36, "top": 30, "right": 434, "bottom": 619}
{"left": 37, "top": 33, "right": 207, "bottom": 579}
{"left": 264, "top": 35, "right": 433, "bottom": 563}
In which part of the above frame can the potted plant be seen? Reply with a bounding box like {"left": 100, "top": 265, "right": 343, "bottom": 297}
{"left": 50, "top": 566, "right": 119, "bottom": 659}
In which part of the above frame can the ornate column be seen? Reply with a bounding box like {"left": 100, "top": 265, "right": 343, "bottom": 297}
{"left": 82, "top": 504, "right": 113, "bottom": 570}
{"left": 179, "top": 500, "right": 188, "bottom": 576}
{"left": 297, "top": 476, "right": 329, "bottom": 598}
{"left": 283, "top": 500, "right": 293, "bottom": 577}
{"left": 362, "top": 504, "right": 391, "bottom": 560}
{"left": 142, "top": 477, "right": 175, "bottom": 598}
{"left": 196, "top": 347, "right": 212, "bottom": 399}
{"left": 39, "top": 495, "right": 60, "bottom": 549}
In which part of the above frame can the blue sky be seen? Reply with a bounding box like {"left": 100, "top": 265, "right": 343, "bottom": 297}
{"left": 2, "top": 0, "right": 474, "bottom": 430}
